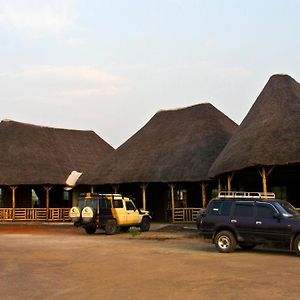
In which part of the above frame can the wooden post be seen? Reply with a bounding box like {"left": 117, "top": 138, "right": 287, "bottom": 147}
{"left": 227, "top": 172, "right": 235, "bottom": 192}
{"left": 201, "top": 182, "right": 207, "bottom": 208}
{"left": 10, "top": 186, "right": 17, "bottom": 221}
{"left": 168, "top": 184, "right": 175, "bottom": 223}
{"left": 218, "top": 177, "right": 221, "bottom": 194}
{"left": 258, "top": 167, "right": 274, "bottom": 198}
{"left": 44, "top": 186, "right": 52, "bottom": 221}
{"left": 112, "top": 185, "right": 119, "bottom": 194}
{"left": 139, "top": 183, "right": 148, "bottom": 211}
{"left": 261, "top": 167, "right": 267, "bottom": 195}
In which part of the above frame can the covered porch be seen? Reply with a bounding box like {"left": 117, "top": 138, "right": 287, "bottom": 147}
{"left": 0, "top": 185, "right": 71, "bottom": 222}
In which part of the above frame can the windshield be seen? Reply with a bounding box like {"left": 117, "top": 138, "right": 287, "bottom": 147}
{"left": 274, "top": 201, "right": 300, "bottom": 217}
{"left": 78, "top": 198, "right": 97, "bottom": 210}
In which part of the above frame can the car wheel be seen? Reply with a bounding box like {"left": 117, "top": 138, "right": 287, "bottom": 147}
{"left": 140, "top": 217, "right": 150, "bottom": 232}
{"left": 105, "top": 219, "right": 118, "bottom": 235}
{"left": 239, "top": 243, "right": 256, "bottom": 250}
{"left": 293, "top": 235, "right": 300, "bottom": 256}
{"left": 214, "top": 230, "right": 236, "bottom": 253}
{"left": 85, "top": 224, "right": 96, "bottom": 234}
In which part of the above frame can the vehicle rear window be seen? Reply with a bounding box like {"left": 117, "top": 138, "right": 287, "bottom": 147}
{"left": 209, "top": 201, "right": 222, "bottom": 215}
{"left": 234, "top": 203, "right": 254, "bottom": 217}
{"left": 113, "top": 200, "right": 123, "bottom": 208}
{"left": 209, "top": 201, "right": 232, "bottom": 216}
{"left": 99, "top": 198, "right": 112, "bottom": 209}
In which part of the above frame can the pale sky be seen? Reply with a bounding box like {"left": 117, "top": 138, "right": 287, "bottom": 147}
{"left": 0, "top": 0, "right": 299, "bottom": 148}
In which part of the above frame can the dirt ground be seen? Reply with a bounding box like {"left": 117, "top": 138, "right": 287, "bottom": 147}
{"left": 1, "top": 223, "right": 300, "bottom": 300}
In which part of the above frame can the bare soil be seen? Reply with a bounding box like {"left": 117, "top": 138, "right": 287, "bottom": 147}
{"left": 0, "top": 223, "right": 300, "bottom": 300}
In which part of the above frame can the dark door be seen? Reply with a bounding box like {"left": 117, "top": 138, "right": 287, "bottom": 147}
{"left": 231, "top": 202, "right": 256, "bottom": 242}
{"left": 254, "top": 202, "right": 291, "bottom": 243}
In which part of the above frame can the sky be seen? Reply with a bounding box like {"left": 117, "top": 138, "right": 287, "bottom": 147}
{"left": 0, "top": 0, "right": 299, "bottom": 148}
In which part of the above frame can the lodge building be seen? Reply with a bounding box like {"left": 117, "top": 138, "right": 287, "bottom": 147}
{"left": 0, "top": 74, "right": 300, "bottom": 223}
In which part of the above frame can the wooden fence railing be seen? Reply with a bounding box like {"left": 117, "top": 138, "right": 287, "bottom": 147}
{"left": 173, "top": 208, "right": 201, "bottom": 223}
{"left": 0, "top": 208, "right": 70, "bottom": 221}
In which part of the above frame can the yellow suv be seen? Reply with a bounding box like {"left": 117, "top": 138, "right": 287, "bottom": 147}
{"left": 69, "top": 193, "right": 151, "bottom": 234}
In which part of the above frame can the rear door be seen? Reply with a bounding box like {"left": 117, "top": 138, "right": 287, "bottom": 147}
{"left": 231, "top": 201, "right": 256, "bottom": 242}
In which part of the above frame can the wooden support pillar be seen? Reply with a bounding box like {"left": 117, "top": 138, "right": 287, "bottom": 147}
{"left": 112, "top": 185, "right": 119, "bottom": 194}
{"left": 201, "top": 182, "right": 207, "bottom": 208}
{"left": 168, "top": 184, "right": 175, "bottom": 223}
{"left": 261, "top": 167, "right": 267, "bottom": 195}
{"left": 258, "top": 167, "right": 274, "bottom": 198}
{"left": 217, "top": 177, "right": 221, "bottom": 194}
{"left": 227, "top": 172, "right": 235, "bottom": 192}
{"left": 44, "top": 186, "right": 52, "bottom": 221}
{"left": 10, "top": 186, "right": 17, "bottom": 221}
{"left": 139, "top": 183, "right": 148, "bottom": 210}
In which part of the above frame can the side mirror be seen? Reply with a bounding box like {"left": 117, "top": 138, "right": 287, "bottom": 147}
{"left": 273, "top": 212, "right": 281, "bottom": 219}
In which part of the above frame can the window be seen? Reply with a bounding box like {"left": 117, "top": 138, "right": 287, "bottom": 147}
{"left": 100, "top": 198, "right": 109, "bottom": 209}
{"left": 234, "top": 203, "right": 254, "bottom": 217}
{"left": 257, "top": 204, "right": 275, "bottom": 218}
{"left": 209, "top": 201, "right": 222, "bottom": 215}
{"left": 221, "top": 202, "right": 232, "bottom": 216}
{"left": 113, "top": 200, "right": 123, "bottom": 208}
{"left": 126, "top": 201, "right": 136, "bottom": 211}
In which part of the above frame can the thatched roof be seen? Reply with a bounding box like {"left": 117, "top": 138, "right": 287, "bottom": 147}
{"left": 0, "top": 120, "right": 114, "bottom": 185}
{"left": 209, "top": 74, "right": 300, "bottom": 177}
{"left": 81, "top": 103, "right": 238, "bottom": 184}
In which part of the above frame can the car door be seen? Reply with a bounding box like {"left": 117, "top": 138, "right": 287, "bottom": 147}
{"left": 231, "top": 201, "right": 256, "bottom": 242}
{"left": 125, "top": 200, "right": 140, "bottom": 225}
{"left": 254, "top": 202, "right": 291, "bottom": 243}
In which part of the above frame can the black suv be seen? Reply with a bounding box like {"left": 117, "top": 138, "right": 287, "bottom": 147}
{"left": 197, "top": 191, "right": 300, "bottom": 256}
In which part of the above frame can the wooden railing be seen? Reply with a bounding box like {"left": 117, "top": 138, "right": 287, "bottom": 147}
{"left": 0, "top": 208, "right": 71, "bottom": 222}
{"left": 173, "top": 208, "right": 201, "bottom": 223}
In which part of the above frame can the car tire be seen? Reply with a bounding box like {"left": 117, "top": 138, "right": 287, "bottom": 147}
{"left": 85, "top": 224, "right": 96, "bottom": 234}
{"left": 293, "top": 235, "right": 300, "bottom": 256}
{"left": 239, "top": 243, "right": 256, "bottom": 250}
{"left": 140, "top": 217, "right": 150, "bottom": 232}
{"left": 214, "top": 230, "right": 236, "bottom": 253}
{"left": 105, "top": 219, "right": 118, "bottom": 235}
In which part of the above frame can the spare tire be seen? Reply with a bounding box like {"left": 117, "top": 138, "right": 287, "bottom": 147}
{"left": 69, "top": 206, "right": 81, "bottom": 223}
{"left": 82, "top": 206, "right": 94, "bottom": 224}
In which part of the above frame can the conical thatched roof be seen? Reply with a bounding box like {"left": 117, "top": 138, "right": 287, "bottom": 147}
{"left": 0, "top": 120, "right": 114, "bottom": 185}
{"left": 209, "top": 74, "right": 300, "bottom": 177}
{"left": 81, "top": 103, "right": 238, "bottom": 184}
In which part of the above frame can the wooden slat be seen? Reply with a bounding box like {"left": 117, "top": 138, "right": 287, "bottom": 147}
{"left": 0, "top": 208, "right": 71, "bottom": 221}
{"left": 173, "top": 208, "right": 201, "bottom": 223}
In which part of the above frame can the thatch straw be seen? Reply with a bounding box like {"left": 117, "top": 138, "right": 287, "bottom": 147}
{"left": 209, "top": 74, "right": 300, "bottom": 177}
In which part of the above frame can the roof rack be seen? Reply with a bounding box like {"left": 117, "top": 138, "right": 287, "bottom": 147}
{"left": 218, "top": 191, "right": 275, "bottom": 199}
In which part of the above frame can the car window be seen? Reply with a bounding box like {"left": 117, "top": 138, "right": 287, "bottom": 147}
{"left": 233, "top": 203, "right": 254, "bottom": 217}
{"left": 99, "top": 198, "right": 112, "bottom": 209}
{"left": 113, "top": 200, "right": 123, "bottom": 208}
{"left": 125, "top": 201, "right": 136, "bottom": 211}
{"left": 221, "top": 201, "right": 232, "bottom": 216}
{"left": 257, "top": 204, "right": 275, "bottom": 218}
{"left": 209, "top": 201, "right": 222, "bottom": 215}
